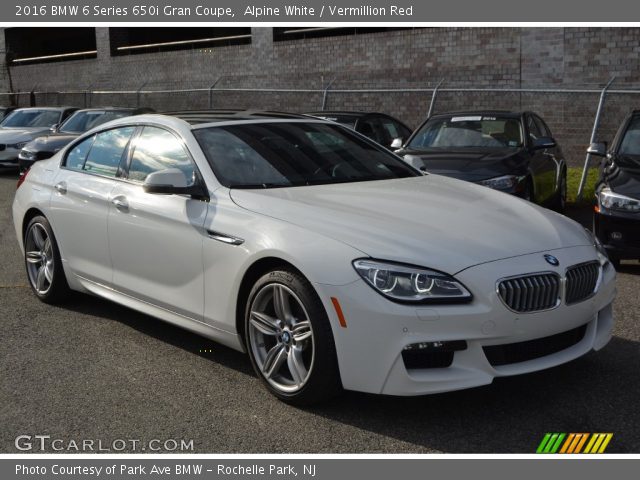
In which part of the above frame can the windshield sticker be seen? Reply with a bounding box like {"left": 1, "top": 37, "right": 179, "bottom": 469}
{"left": 483, "top": 116, "right": 497, "bottom": 121}
{"left": 451, "top": 116, "right": 482, "bottom": 122}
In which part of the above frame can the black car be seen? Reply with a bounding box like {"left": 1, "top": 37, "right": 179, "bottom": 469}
{"left": 305, "top": 111, "right": 412, "bottom": 149}
{"left": 18, "top": 107, "right": 153, "bottom": 172}
{"left": 394, "top": 111, "right": 567, "bottom": 210}
{"left": 588, "top": 110, "right": 640, "bottom": 267}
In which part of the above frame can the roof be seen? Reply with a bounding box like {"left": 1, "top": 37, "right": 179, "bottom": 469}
{"left": 305, "top": 111, "right": 379, "bottom": 117}
{"left": 161, "top": 109, "right": 309, "bottom": 125}
{"left": 12, "top": 106, "right": 78, "bottom": 111}
{"left": 429, "top": 110, "right": 524, "bottom": 118}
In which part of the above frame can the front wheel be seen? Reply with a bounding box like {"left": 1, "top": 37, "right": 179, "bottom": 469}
{"left": 24, "top": 215, "right": 70, "bottom": 304}
{"left": 244, "top": 269, "right": 342, "bottom": 405}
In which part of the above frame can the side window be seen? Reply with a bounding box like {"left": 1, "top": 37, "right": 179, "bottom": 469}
{"left": 534, "top": 116, "right": 552, "bottom": 138}
{"left": 65, "top": 136, "right": 95, "bottom": 171}
{"left": 358, "top": 118, "right": 387, "bottom": 146}
{"left": 128, "top": 126, "right": 195, "bottom": 185}
{"left": 527, "top": 115, "right": 543, "bottom": 143}
{"left": 83, "top": 127, "right": 135, "bottom": 177}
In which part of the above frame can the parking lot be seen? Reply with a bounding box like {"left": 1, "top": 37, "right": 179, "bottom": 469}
{"left": 0, "top": 170, "right": 639, "bottom": 454}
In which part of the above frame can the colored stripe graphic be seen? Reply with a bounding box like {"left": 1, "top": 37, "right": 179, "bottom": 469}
{"left": 538, "top": 433, "right": 613, "bottom": 454}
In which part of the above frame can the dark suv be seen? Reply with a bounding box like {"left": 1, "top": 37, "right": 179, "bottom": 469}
{"left": 394, "top": 111, "right": 567, "bottom": 211}
{"left": 588, "top": 110, "right": 640, "bottom": 267}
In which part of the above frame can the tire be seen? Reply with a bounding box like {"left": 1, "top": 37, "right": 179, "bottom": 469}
{"left": 609, "top": 257, "right": 621, "bottom": 270}
{"left": 23, "top": 215, "right": 71, "bottom": 304}
{"left": 551, "top": 169, "right": 567, "bottom": 213}
{"left": 244, "top": 269, "right": 342, "bottom": 405}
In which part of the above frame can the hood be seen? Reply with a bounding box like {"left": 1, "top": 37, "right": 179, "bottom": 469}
{"left": 0, "top": 128, "right": 49, "bottom": 144}
{"left": 229, "top": 175, "right": 591, "bottom": 273}
{"left": 399, "top": 148, "right": 525, "bottom": 181}
{"left": 605, "top": 162, "right": 640, "bottom": 199}
{"left": 24, "top": 134, "right": 78, "bottom": 153}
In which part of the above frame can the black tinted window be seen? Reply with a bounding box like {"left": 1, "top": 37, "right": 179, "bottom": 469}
{"left": 193, "top": 122, "right": 418, "bottom": 188}
{"left": 619, "top": 116, "right": 640, "bottom": 156}
{"left": 527, "top": 115, "right": 543, "bottom": 142}
{"left": 128, "top": 126, "right": 195, "bottom": 184}
{"left": 83, "top": 127, "right": 135, "bottom": 177}
{"left": 65, "top": 136, "right": 94, "bottom": 171}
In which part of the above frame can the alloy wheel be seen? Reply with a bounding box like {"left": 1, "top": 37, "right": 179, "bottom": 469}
{"left": 248, "top": 283, "right": 315, "bottom": 394}
{"left": 25, "top": 223, "right": 54, "bottom": 295}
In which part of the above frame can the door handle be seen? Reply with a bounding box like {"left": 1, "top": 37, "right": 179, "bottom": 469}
{"left": 111, "top": 196, "right": 129, "bottom": 211}
{"left": 54, "top": 182, "right": 67, "bottom": 194}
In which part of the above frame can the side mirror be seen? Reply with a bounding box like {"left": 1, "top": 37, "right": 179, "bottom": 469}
{"left": 532, "top": 136, "right": 556, "bottom": 150}
{"left": 143, "top": 168, "right": 209, "bottom": 200}
{"left": 49, "top": 123, "right": 59, "bottom": 133}
{"left": 390, "top": 137, "right": 404, "bottom": 149}
{"left": 587, "top": 142, "right": 607, "bottom": 157}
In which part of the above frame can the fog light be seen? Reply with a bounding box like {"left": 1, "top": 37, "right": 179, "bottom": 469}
{"left": 610, "top": 232, "right": 622, "bottom": 241}
{"left": 403, "top": 340, "right": 467, "bottom": 352}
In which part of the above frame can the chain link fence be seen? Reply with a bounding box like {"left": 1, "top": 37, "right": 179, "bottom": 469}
{"left": 1, "top": 80, "right": 639, "bottom": 169}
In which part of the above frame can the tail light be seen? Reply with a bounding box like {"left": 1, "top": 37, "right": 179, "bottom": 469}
{"left": 16, "top": 168, "right": 30, "bottom": 190}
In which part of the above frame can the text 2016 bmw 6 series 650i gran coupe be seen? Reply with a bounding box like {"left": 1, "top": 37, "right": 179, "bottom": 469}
{"left": 13, "top": 111, "right": 616, "bottom": 405}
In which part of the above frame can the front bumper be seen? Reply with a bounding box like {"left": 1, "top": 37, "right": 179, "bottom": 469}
{"left": 594, "top": 210, "right": 640, "bottom": 260}
{"left": 0, "top": 148, "right": 21, "bottom": 168}
{"left": 317, "top": 245, "right": 616, "bottom": 396}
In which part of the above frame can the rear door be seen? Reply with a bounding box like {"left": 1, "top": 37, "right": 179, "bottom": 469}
{"left": 107, "top": 125, "right": 208, "bottom": 320}
{"left": 48, "top": 126, "right": 136, "bottom": 284}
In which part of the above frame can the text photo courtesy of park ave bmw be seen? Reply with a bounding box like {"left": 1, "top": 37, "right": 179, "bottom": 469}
{"left": 1, "top": 1, "right": 640, "bottom": 477}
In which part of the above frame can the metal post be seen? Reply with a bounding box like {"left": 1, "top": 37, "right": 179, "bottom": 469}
{"left": 428, "top": 79, "right": 444, "bottom": 117}
{"left": 321, "top": 77, "right": 337, "bottom": 111}
{"left": 136, "top": 81, "right": 148, "bottom": 108}
{"left": 577, "top": 77, "right": 616, "bottom": 202}
{"left": 208, "top": 77, "right": 223, "bottom": 109}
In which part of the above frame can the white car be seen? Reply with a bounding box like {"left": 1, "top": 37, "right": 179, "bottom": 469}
{"left": 12, "top": 112, "right": 616, "bottom": 405}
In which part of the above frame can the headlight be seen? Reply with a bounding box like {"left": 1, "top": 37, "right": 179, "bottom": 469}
{"left": 598, "top": 187, "right": 640, "bottom": 213}
{"left": 9, "top": 142, "right": 28, "bottom": 150}
{"left": 479, "top": 175, "right": 523, "bottom": 190}
{"left": 352, "top": 259, "right": 472, "bottom": 303}
{"left": 18, "top": 149, "right": 36, "bottom": 161}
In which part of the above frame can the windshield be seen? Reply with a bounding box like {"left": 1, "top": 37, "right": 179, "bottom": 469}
{"left": 408, "top": 115, "right": 523, "bottom": 149}
{"left": 60, "top": 110, "right": 132, "bottom": 134}
{"left": 619, "top": 117, "right": 640, "bottom": 157}
{"left": 193, "top": 122, "right": 419, "bottom": 188}
{"left": 1, "top": 109, "right": 61, "bottom": 128}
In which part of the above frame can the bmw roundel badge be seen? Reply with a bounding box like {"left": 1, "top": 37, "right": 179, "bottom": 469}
{"left": 544, "top": 254, "right": 560, "bottom": 266}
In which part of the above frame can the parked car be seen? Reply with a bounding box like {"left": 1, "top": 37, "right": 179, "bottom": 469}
{"left": 588, "top": 110, "right": 640, "bottom": 268}
{"left": 0, "top": 107, "right": 78, "bottom": 170}
{"left": 13, "top": 112, "right": 615, "bottom": 405}
{"left": 394, "top": 111, "right": 567, "bottom": 211}
{"left": 18, "top": 107, "right": 154, "bottom": 172}
{"left": 305, "top": 111, "right": 412, "bottom": 149}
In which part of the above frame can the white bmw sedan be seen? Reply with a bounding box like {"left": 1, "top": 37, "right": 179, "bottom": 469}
{"left": 12, "top": 112, "right": 616, "bottom": 405}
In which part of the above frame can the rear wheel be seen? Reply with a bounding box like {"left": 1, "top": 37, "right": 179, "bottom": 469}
{"left": 24, "top": 215, "right": 70, "bottom": 304}
{"left": 244, "top": 269, "right": 342, "bottom": 405}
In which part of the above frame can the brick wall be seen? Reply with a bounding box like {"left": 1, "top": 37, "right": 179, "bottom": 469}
{"left": 2, "top": 27, "right": 640, "bottom": 166}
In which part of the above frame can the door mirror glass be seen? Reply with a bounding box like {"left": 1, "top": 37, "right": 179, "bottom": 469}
{"left": 49, "top": 123, "right": 59, "bottom": 133}
{"left": 587, "top": 142, "right": 607, "bottom": 157}
{"left": 532, "top": 136, "right": 556, "bottom": 150}
{"left": 390, "top": 137, "right": 404, "bottom": 149}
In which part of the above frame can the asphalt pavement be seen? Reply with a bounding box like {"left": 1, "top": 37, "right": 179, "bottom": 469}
{"left": 0, "top": 171, "right": 638, "bottom": 453}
